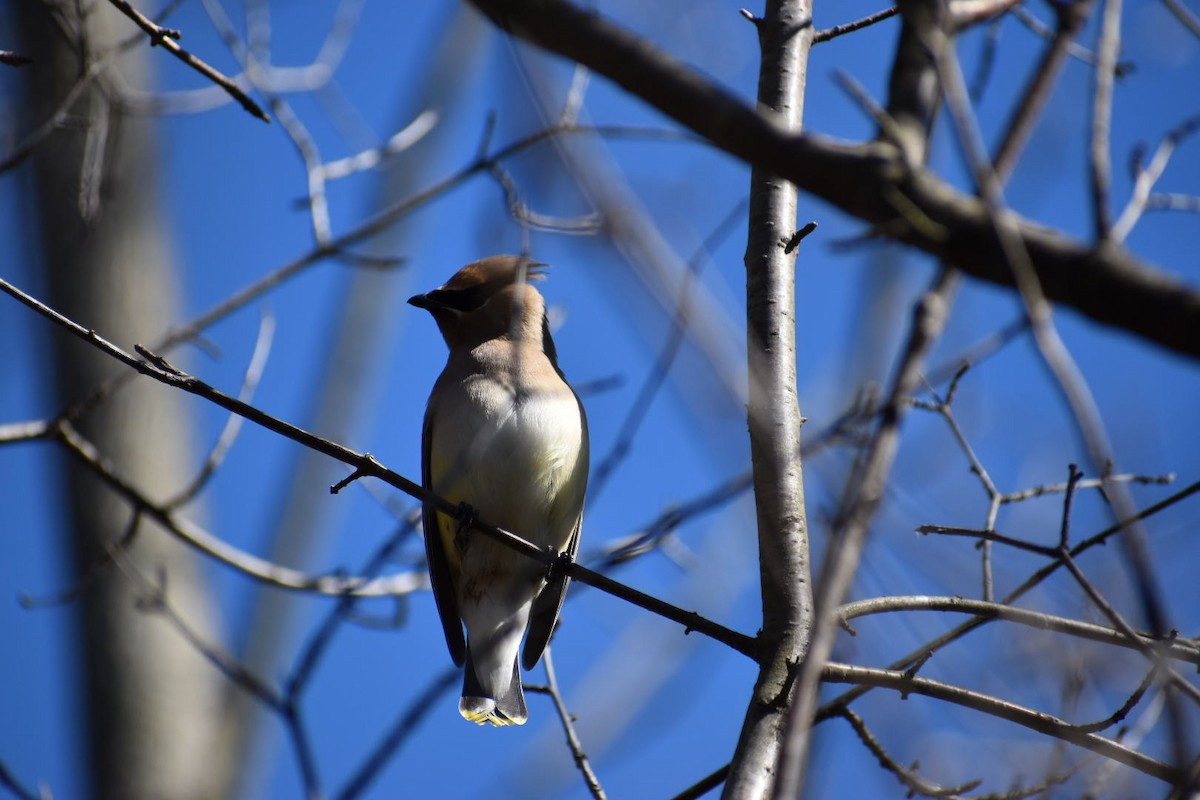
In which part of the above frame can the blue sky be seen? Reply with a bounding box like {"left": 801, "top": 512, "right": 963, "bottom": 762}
{"left": 2, "top": 1, "right": 1199, "bottom": 798}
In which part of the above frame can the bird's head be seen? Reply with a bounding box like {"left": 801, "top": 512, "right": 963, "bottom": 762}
{"left": 408, "top": 255, "right": 552, "bottom": 353}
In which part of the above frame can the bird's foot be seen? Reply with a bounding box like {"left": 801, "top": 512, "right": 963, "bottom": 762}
{"left": 545, "top": 548, "right": 574, "bottom": 583}
{"left": 454, "top": 502, "right": 477, "bottom": 537}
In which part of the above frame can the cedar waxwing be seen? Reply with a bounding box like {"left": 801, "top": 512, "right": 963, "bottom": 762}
{"left": 408, "top": 255, "right": 589, "bottom": 726}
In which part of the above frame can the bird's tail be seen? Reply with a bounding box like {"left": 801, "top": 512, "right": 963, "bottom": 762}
{"left": 460, "top": 646, "right": 527, "bottom": 726}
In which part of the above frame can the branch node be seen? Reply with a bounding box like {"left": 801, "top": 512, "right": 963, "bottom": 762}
{"left": 331, "top": 468, "right": 365, "bottom": 495}
{"left": 547, "top": 547, "right": 575, "bottom": 583}
{"left": 901, "top": 651, "right": 933, "bottom": 687}
{"left": 739, "top": 8, "right": 762, "bottom": 26}
{"left": 134, "top": 344, "right": 184, "bottom": 375}
{"left": 782, "top": 221, "right": 819, "bottom": 253}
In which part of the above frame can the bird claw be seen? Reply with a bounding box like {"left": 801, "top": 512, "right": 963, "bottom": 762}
{"left": 454, "top": 502, "right": 477, "bottom": 535}
{"left": 545, "top": 548, "right": 574, "bottom": 582}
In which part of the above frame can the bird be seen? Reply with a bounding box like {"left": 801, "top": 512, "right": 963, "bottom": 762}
{"left": 409, "top": 255, "right": 589, "bottom": 726}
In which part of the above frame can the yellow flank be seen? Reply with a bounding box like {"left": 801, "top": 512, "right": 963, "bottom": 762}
{"left": 408, "top": 255, "right": 589, "bottom": 728}
{"left": 434, "top": 509, "right": 462, "bottom": 575}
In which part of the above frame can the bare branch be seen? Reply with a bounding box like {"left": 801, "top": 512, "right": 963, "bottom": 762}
{"left": 669, "top": 765, "right": 729, "bottom": 800}
{"left": 0, "top": 760, "right": 48, "bottom": 800}
{"left": 819, "top": 477, "right": 1200, "bottom": 722}
{"left": 1161, "top": 0, "right": 1200, "bottom": 37}
{"left": 333, "top": 669, "right": 459, "bottom": 800}
{"left": 467, "top": 0, "right": 1200, "bottom": 360}
{"left": 53, "top": 418, "right": 419, "bottom": 597}
{"left": 822, "top": 662, "right": 1183, "bottom": 784}
{"left": 814, "top": 7, "right": 899, "bottom": 43}
{"left": 1112, "top": 114, "right": 1200, "bottom": 242}
{"left": 0, "top": 420, "right": 53, "bottom": 444}
{"left": 725, "top": 1, "right": 814, "bottom": 796}
{"left": 166, "top": 311, "right": 276, "bottom": 508}
{"left": 1054, "top": 469, "right": 1200, "bottom": 706}
{"left": 108, "top": 543, "right": 285, "bottom": 711}
{"left": 316, "top": 110, "right": 439, "bottom": 181}
{"left": 590, "top": 198, "right": 748, "bottom": 500}
{"left": 0, "top": 275, "right": 756, "bottom": 656}
{"left": 838, "top": 595, "right": 1200, "bottom": 666}
{"left": 992, "top": 0, "right": 1095, "bottom": 181}
{"left": 1090, "top": 0, "right": 1122, "bottom": 239}
{"left": 536, "top": 648, "right": 607, "bottom": 799}
{"left": 0, "top": 50, "right": 32, "bottom": 67}
{"left": 103, "top": 0, "right": 269, "bottom": 122}
{"left": 835, "top": 706, "right": 982, "bottom": 797}
{"left": 774, "top": 266, "right": 959, "bottom": 798}
{"left": 284, "top": 513, "right": 421, "bottom": 697}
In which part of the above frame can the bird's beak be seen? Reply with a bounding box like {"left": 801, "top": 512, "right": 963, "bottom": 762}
{"left": 407, "top": 292, "right": 434, "bottom": 310}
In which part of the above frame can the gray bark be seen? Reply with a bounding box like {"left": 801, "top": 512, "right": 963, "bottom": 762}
{"left": 20, "top": 4, "right": 228, "bottom": 798}
{"left": 724, "top": 2, "right": 814, "bottom": 797}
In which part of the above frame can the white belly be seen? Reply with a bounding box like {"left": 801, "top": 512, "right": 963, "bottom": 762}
{"left": 429, "top": 375, "right": 585, "bottom": 554}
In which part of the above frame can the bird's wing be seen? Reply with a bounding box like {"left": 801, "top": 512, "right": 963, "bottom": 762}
{"left": 521, "top": 511, "right": 581, "bottom": 671}
{"left": 521, "top": 391, "right": 588, "bottom": 671}
{"left": 422, "top": 404, "right": 467, "bottom": 667}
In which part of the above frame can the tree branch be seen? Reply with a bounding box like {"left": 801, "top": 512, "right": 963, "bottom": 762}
{"left": 724, "top": 1, "right": 814, "bottom": 797}
{"left": 775, "top": 266, "right": 960, "bottom": 798}
{"left": 822, "top": 661, "right": 1183, "bottom": 784}
{"left": 0, "top": 275, "right": 757, "bottom": 659}
{"left": 467, "top": 0, "right": 1200, "bottom": 360}
{"left": 838, "top": 595, "right": 1200, "bottom": 666}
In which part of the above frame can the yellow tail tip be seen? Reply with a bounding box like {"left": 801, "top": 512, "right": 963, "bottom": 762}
{"left": 460, "top": 697, "right": 527, "bottom": 727}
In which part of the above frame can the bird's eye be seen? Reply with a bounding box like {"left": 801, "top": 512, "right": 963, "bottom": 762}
{"left": 428, "top": 284, "right": 491, "bottom": 312}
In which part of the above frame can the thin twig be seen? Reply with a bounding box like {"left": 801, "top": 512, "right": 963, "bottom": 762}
{"left": 1089, "top": 0, "right": 1122, "bottom": 239}
{"left": 0, "top": 51, "right": 33, "bottom": 67}
{"left": 589, "top": 197, "right": 749, "bottom": 500}
{"left": 167, "top": 310, "right": 276, "bottom": 508}
{"left": 334, "top": 668, "right": 459, "bottom": 800}
{"left": 103, "top": 0, "right": 269, "bottom": 122}
{"left": 1147, "top": 192, "right": 1200, "bottom": 212}
{"left": 667, "top": 764, "right": 729, "bottom": 800}
{"left": 51, "top": 415, "right": 419, "bottom": 597}
{"left": 1161, "top": 0, "right": 1200, "bottom": 37}
{"left": 1054, "top": 469, "right": 1200, "bottom": 706}
{"left": 819, "top": 477, "right": 1200, "bottom": 731}
{"left": 822, "top": 662, "right": 1182, "bottom": 783}
{"left": 1000, "top": 471, "right": 1173, "bottom": 502}
{"left": 836, "top": 706, "right": 982, "bottom": 796}
{"left": 316, "top": 110, "right": 439, "bottom": 181}
{"left": 1111, "top": 114, "right": 1200, "bottom": 242}
{"left": 487, "top": 160, "right": 603, "bottom": 234}
{"left": 814, "top": 6, "right": 899, "bottom": 43}
{"left": 108, "top": 540, "right": 285, "bottom": 710}
{"left": 838, "top": 595, "right": 1200, "bottom": 665}
{"left": 281, "top": 697, "right": 322, "bottom": 800}
{"left": 20, "top": 507, "right": 144, "bottom": 610}
{"left": 0, "top": 420, "right": 53, "bottom": 444}
{"left": 0, "top": 761, "right": 48, "bottom": 800}
{"left": 1075, "top": 668, "right": 1156, "bottom": 734}
{"left": 540, "top": 647, "right": 607, "bottom": 799}
{"left": 774, "top": 266, "right": 961, "bottom": 797}
{"left": 1010, "top": 4, "right": 1118, "bottom": 68}
{"left": 992, "top": 0, "right": 1094, "bottom": 181}
{"left": 285, "top": 512, "right": 421, "bottom": 698}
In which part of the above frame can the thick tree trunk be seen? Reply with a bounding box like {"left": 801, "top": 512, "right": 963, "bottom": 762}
{"left": 20, "top": 4, "right": 228, "bottom": 798}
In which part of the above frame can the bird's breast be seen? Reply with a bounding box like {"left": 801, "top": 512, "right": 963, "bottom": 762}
{"left": 428, "top": 372, "right": 586, "bottom": 549}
